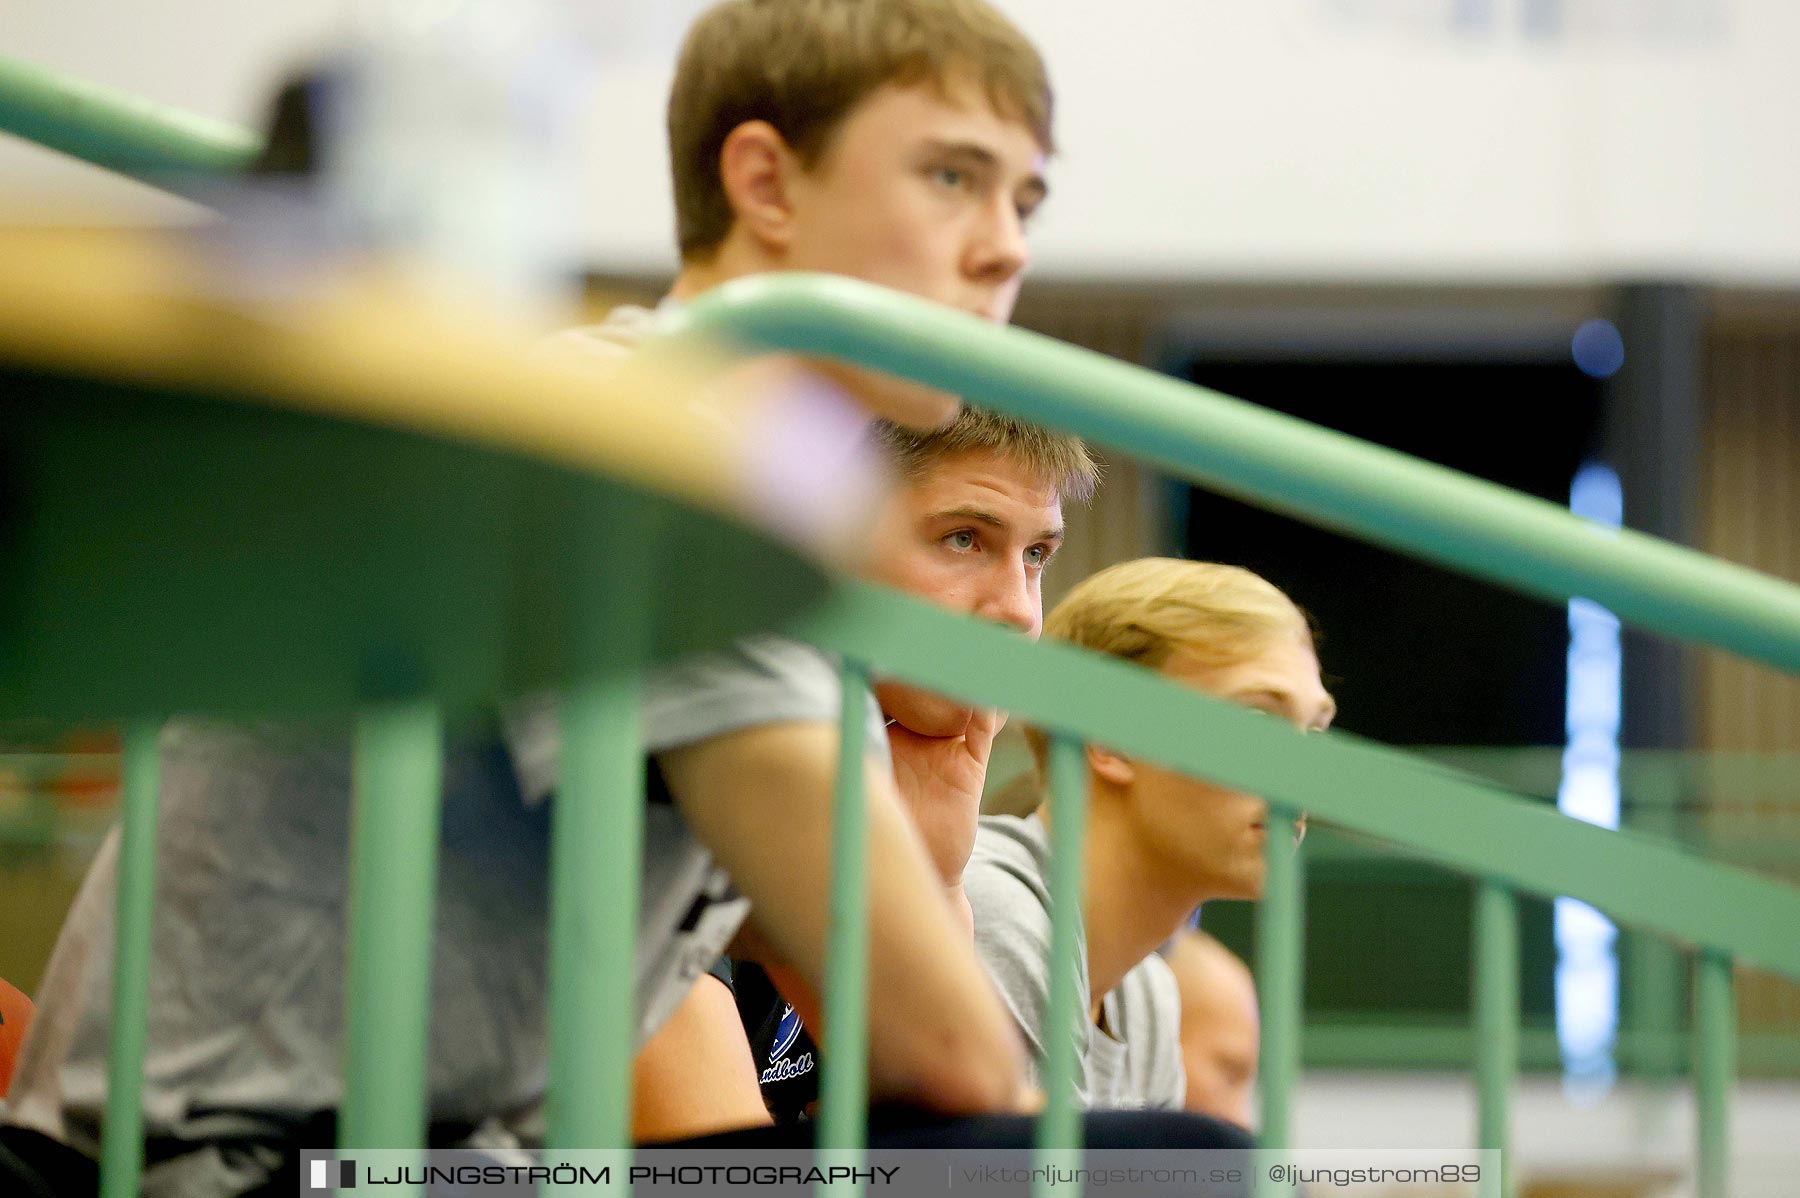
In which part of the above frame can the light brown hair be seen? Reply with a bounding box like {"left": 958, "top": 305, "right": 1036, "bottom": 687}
{"left": 669, "top": 0, "right": 1055, "bottom": 261}
{"left": 871, "top": 406, "right": 1099, "bottom": 504}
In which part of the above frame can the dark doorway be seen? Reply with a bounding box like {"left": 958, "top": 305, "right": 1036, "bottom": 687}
{"left": 1173, "top": 357, "right": 1605, "bottom": 747}
{"left": 1161, "top": 326, "right": 1609, "bottom": 1060}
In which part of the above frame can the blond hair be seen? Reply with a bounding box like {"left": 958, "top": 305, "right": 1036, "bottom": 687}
{"left": 669, "top": 0, "right": 1055, "bottom": 262}
{"left": 1024, "top": 558, "right": 1313, "bottom": 764}
{"left": 1045, "top": 558, "right": 1310, "bottom": 669}
{"left": 871, "top": 406, "right": 1100, "bottom": 504}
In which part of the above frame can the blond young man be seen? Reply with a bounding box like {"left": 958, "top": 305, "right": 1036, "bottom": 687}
{"left": 965, "top": 559, "right": 1335, "bottom": 1115}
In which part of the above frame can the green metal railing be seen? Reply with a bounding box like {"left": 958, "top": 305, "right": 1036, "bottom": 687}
{"left": 0, "top": 54, "right": 258, "bottom": 193}
{"left": 99, "top": 725, "right": 159, "bottom": 1198}
{"left": 793, "top": 582, "right": 1800, "bottom": 1198}
{"left": 677, "top": 276, "right": 1800, "bottom": 1198}
{"left": 8, "top": 60, "right": 1800, "bottom": 1198}
{"left": 679, "top": 273, "right": 1800, "bottom": 674}
{"left": 818, "top": 662, "right": 873, "bottom": 1162}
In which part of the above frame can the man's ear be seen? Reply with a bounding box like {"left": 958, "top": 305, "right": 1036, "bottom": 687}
{"left": 717, "top": 120, "right": 799, "bottom": 253}
{"left": 1086, "top": 743, "right": 1134, "bottom": 787}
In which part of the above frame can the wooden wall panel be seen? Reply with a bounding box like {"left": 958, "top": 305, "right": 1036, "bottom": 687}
{"left": 1699, "top": 300, "right": 1800, "bottom": 1040}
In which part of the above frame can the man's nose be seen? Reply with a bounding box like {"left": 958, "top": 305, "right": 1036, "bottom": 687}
{"left": 976, "top": 563, "right": 1039, "bottom": 637}
{"left": 968, "top": 198, "right": 1029, "bottom": 287}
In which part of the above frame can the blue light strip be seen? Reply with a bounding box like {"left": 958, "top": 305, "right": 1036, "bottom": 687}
{"left": 1555, "top": 462, "right": 1624, "bottom": 1101}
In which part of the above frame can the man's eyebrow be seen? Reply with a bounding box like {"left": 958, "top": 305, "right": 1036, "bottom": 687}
{"left": 922, "top": 139, "right": 1000, "bottom": 169}
{"left": 926, "top": 506, "right": 1065, "bottom": 541}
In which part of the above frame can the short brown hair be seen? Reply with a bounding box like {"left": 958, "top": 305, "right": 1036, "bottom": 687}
{"left": 871, "top": 406, "right": 1099, "bottom": 504}
{"left": 669, "top": 0, "right": 1055, "bottom": 261}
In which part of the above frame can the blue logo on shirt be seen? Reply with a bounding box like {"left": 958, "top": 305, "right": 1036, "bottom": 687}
{"left": 770, "top": 1003, "right": 803, "bottom": 1062}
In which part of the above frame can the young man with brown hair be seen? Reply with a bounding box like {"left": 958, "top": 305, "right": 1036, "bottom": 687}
{"left": 552, "top": 0, "right": 1052, "bottom": 429}
{"left": 553, "top": 0, "right": 1067, "bottom": 1144}
{"left": 721, "top": 407, "right": 1098, "bottom": 1130}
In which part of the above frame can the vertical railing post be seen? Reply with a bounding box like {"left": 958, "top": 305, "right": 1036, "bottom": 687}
{"left": 1621, "top": 770, "right": 1684, "bottom": 1080}
{"left": 98, "top": 721, "right": 162, "bottom": 1198}
{"left": 547, "top": 507, "right": 655, "bottom": 1179}
{"left": 1693, "top": 948, "right": 1735, "bottom": 1198}
{"left": 1255, "top": 810, "right": 1305, "bottom": 1198}
{"left": 341, "top": 699, "right": 446, "bottom": 1196}
{"left": 818, "top": 659, "right": 872, "bottom": 1194}
{"left": 1473, "top": 877, "right": 1518, "bottom": 1198}
{"left": 1036, "top": 733, "right": 1089, "bottom": 1198}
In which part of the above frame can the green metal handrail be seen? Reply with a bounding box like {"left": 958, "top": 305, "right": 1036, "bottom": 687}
{"left": 0, "top": 55, "right": 259, "bottom": 192}
{"left": 679, "top": 273, "right": 1800, "bottom": 677}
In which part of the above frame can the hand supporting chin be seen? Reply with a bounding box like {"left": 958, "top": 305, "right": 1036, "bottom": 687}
{"left": 874, "top": 679, "right": 974, "bottom": 739}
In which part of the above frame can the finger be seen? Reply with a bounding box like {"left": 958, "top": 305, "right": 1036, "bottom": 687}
{"left": 964, "top": 707, "right": 1003, "bottom": 757}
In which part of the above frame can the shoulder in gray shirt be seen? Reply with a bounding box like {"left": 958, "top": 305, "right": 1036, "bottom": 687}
{"left": 964, "top": 813, "right": 1184, "bottom": 1110}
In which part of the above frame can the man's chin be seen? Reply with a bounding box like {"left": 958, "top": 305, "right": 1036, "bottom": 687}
{"left": 874, "top": 681, "right": 974, "bottom": 739}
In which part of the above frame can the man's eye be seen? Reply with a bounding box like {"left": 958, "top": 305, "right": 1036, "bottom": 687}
{"left": 933, "top": 166, "right": 968, "bottom": 190}
{"left": 1025, "top": 545, "right": 1051, "bottom": 567}
{"left": 944, "top": 530, "right": 977, "bottom": 551}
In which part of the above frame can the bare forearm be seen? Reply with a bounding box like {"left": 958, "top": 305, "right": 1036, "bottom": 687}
{"left": 632, "top": 975, "right": 771, "bottom": 1142}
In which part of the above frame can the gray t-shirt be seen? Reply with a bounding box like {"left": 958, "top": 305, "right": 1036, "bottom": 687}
{"left": 964, "top": 814, "right": 1184, "bottom": 1110}
{"left": 4, "top": 307, "right": 888, "bottom": 1192}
